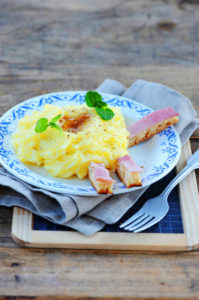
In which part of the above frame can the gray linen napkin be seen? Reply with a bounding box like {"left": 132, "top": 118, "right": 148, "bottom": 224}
{"left": 0, "top": 79, "right": 199, "bottom": 236}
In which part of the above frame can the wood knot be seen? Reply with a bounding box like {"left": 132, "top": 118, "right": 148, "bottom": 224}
{"left": 11, "top": 262, "right": 20, "bottom": 267}
{"left": 157, "top": 20, "right": 176, "bottom": 31}
{"left": 14, "top": 274, "right": 21, "bottom": 283}
{"left": 179, "top": 0, "right": 199, "bottom": 4}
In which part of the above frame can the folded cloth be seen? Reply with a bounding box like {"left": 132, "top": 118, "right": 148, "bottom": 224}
{"left": 0, "top": 79, "right": 199, "bottom": 236}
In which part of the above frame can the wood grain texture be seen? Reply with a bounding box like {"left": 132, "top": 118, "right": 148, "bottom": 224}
{"left": 1, "top": 247, "right": 199, "bottom": 298}
{"left": 176, "top": 141, "right": 199, "bottom": 250}
{"left": 11, "top": 208, "right": 188, "bottom": 251}
{"left": 0, "top": 0, "right": 199, "bottom": 298}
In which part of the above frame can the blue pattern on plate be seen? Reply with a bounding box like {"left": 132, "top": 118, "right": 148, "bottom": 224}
{"left": 0, "top": 91, "right": 181, "bottom": 195}
{"left": 142, "top": 128, "right": 179, "bottom": 183}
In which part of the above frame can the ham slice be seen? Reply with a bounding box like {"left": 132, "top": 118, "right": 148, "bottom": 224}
{"left": 88, "top": 162, "right": 114, "bottom": 194}
{"left": 127, "top": 107, "right": 179, "bottom": 147}
{"left": 116, "top": 155, "right": 143, "bottom": 188}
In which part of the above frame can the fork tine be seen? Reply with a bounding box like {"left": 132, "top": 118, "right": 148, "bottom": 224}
{"left": 119, "top": 210, "right": 145, "bottom": 228}
{"left": 126, "top": 215, "right": 153, "bottom": 231}
{"left": 133, "top": 217, "right": 158, "bottom": 233}
{"left": 124, "top": 213, "right": 148, "bottom": 230}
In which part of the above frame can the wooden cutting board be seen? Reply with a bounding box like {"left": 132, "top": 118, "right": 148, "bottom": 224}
{"left": 11, "top": 140, "right": 199, "bottom": 251}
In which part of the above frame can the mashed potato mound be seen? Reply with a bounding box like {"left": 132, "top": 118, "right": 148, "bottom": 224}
{"left": 12, "top": 104, "right": 129, "bottom": 179}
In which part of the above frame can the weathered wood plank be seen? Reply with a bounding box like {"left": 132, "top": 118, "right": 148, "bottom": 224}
{"left": 0, "top": 0, "right": 199, "bottom": 66}
{"left": 191, "top": 140, "right": 199, "bottom": 188}
{"left": 0, "top": 207, "right": 17, "bottom": 248}
{"left": 0, "top": 247, "right": 199, "bottom": 298}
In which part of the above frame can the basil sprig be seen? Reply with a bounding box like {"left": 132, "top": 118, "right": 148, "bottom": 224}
{"left": 85, "top": 91, "right": 114, "bottom": 121}
{"left": 35, "top": 114, "right": 62, "bottom": 134}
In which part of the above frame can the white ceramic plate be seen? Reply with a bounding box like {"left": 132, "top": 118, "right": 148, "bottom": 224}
{"left": 0, "top": 91, "right": 181, "bottom": 196}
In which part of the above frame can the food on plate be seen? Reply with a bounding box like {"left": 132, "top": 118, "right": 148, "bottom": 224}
{"left": 12, "top": 103, "right": 128, "bottom": 180}
{"left": 11, "top": 87, "right": 180, "bottom": 194}
{"left": 88, "top": 162, "right": 114, "bottom": 194}
{"left": 127, "top": 107, "right": 179, "bottom": 147}
{"left": 116, "top": 155, "right": 143, "bottom": 188}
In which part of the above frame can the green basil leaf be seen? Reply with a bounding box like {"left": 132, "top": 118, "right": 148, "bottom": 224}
{"left": 51, "top": 114, "right": 62, "bottom": 123}
{"left": 49, "top": 122, "right": 63, "bottom": 134}
{"left": 97, "top": 101, "right": 108, "bottom": 108}
{"left": 95, "top": 107, "right": 115, "bottom": 121}
{"left": 35, "top": 118, "right": 48, "bottom": 133}
{"left": 85, "top": 91, "right": 103, "bottom": 107}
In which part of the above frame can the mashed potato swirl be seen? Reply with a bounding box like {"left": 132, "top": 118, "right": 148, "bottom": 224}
{"left": 12, "top": 104, "right": 129, "bottom": 179}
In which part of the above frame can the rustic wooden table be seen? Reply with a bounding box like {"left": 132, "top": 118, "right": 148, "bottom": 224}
{"left": 1, "top": 0, "right": 199, "bottom": 299}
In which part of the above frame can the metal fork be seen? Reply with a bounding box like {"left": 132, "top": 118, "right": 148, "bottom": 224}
{"left": 120, "top": 149, "right": 199, "bottom": 233}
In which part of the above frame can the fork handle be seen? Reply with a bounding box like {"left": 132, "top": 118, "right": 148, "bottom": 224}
{"left": 162, "top": 164, "right": 196, "bottom": 199}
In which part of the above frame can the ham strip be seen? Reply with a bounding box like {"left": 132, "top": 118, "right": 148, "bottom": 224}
{"left": 88, "top": 162, "right": 114, "bottom": 194}
{"left": 89, "top": 162, "right": 114, "bottom": 183}
{"left": 116, "top": 155, "right": 143, "bottom": 188}
{"left": 117, "top": 155, "right": 144, "bottom": 173}
{"left": 127, "top": 107, "right": 179, "bottom": 147}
